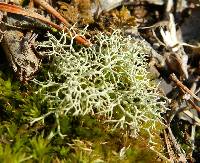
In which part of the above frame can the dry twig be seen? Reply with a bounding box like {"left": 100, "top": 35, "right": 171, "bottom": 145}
{"left": 169, "top": 74, "right": 200, "bottom": 102}
{"left": 169, "top": 73, "right": 200, "bottom": 113}
{"left": 163, "top": 129, "right": 176, "bottom": 162}
{"left": 167, "top": 126, "right": 187, "bottom": 162}
{"left": 32, "top": 0, "right": 71, "bottom": 27}
{"left": 0, "top": 2, "right": 90, "bottom": 46}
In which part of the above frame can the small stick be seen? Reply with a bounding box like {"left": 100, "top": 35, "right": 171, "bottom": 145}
{"left": 188, "top": 99, "right": 200, "bottom": 112}
{"left": 32, "top": 0, "right": 91, "bottom": 47}
{"left": 33, "top": 0, "right": 71, "bottom": 27}
{"left": 167, "top": 126, "right": 187, "bottom": 162}
{"left": 0, "top": 2, "right": 91, "bottom": 47}
{"left": 163, "top": 129, "right": 175, "bottom": 162}
{"left": 0, "top": 2, "right": 61, "bottom": 30}
{"left": 139, "top": 20, "right": 169, "bottom": 30}
{"left": 169, "top": 73, "right": 200, "bottom": 102}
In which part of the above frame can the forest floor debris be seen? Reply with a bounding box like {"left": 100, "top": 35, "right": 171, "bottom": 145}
{"left": 0, "top": 0, "right": 200, "bottom": 162}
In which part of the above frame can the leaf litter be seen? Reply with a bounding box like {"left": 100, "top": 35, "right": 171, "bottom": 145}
{"left": 0, "top": 0, "right": 200, "bottom": 162}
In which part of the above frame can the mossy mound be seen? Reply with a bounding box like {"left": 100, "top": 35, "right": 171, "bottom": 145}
{"left": 0, "top": 29, "right": 167, "bottom": 162}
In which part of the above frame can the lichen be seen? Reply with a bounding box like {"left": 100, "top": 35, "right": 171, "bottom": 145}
{"left": 0, "top": 67, "right": 166, "bottom": 161}
{"left": 32, "top": 29, "right": 167, "bottom": 139}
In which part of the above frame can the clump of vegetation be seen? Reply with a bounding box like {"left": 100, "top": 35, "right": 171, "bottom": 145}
{"left": 33, "top": 29, "right": 167, "bottom": 140}
{"left": 0, "top": 29, "right": 168, "bottom": 162}
{"left": 0, "top": 70, "right": 165, "bottom": 162}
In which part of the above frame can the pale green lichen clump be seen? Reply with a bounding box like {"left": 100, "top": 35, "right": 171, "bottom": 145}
{"left": 32, "top": 29, "right": 167, "bottom": 138}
